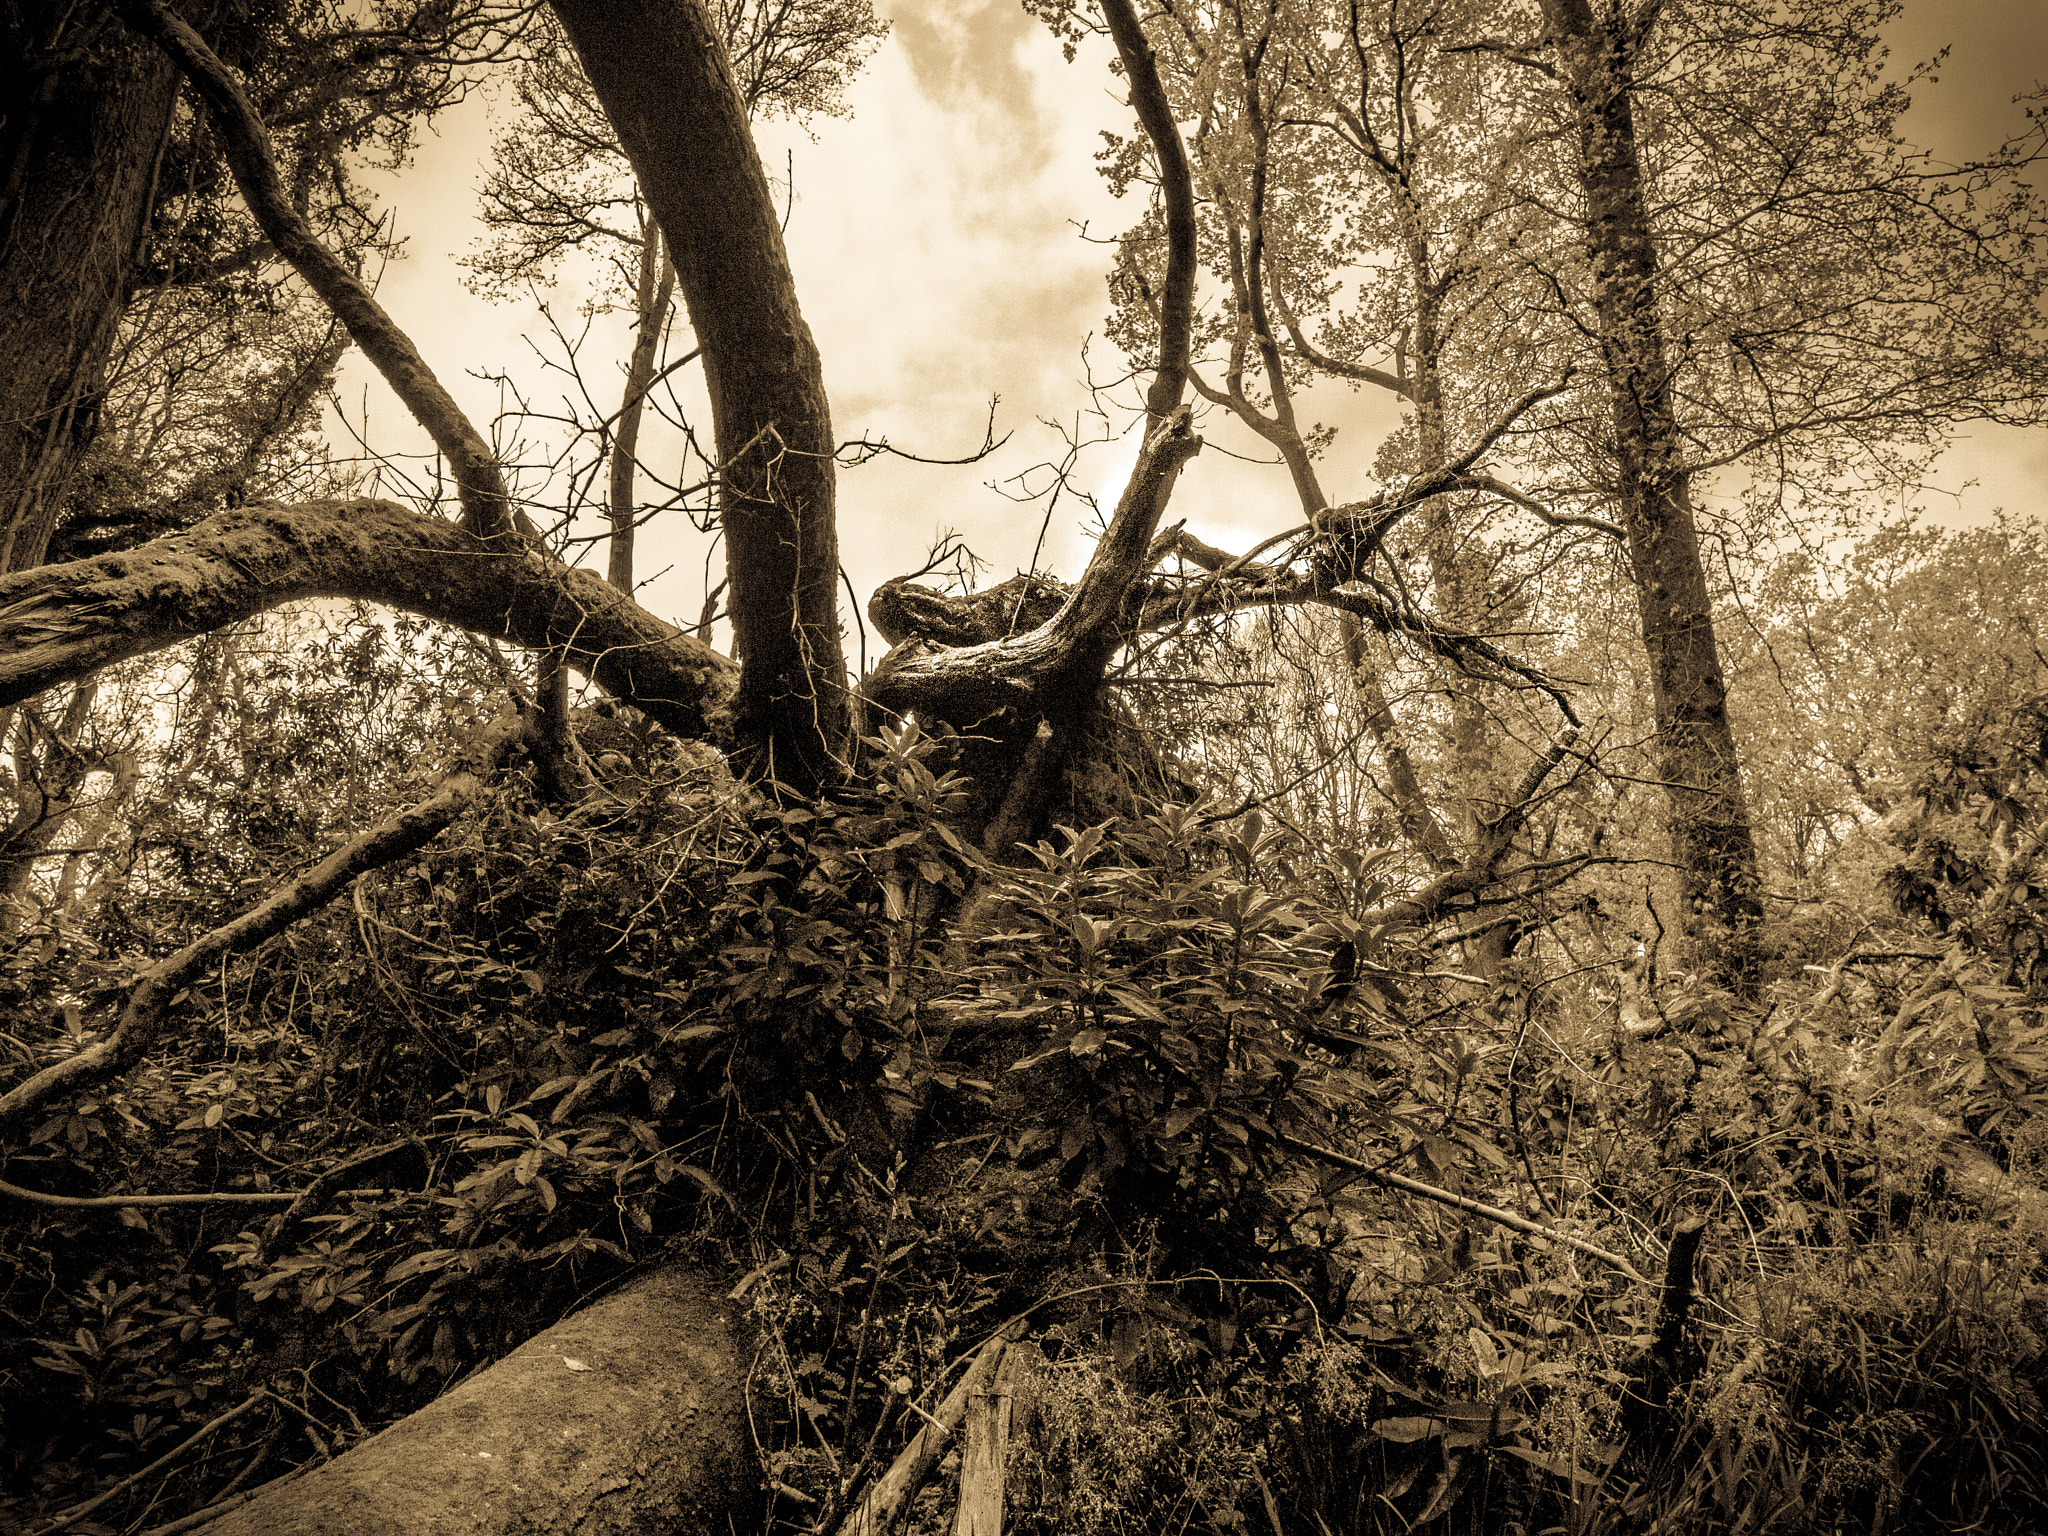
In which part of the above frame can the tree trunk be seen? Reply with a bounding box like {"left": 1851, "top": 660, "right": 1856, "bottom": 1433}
{"left": 198, "top": 1267, "right": 752, "bottom": 1536}
{"left": 552, "top": 0, "right": 849, "bottom": 793}
{"left": 0, "top": 10, "right": 183, "bottom": 575}
{"left": 609, "top": 219, "right": 676, "bottom": 593}
{"left": 1540, "top": 0, "right": 1766, "bottom": 989}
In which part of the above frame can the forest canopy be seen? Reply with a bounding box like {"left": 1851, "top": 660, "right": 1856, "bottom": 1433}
{"left": 2, "top": 0, "right": 2047, "bottom": 1532}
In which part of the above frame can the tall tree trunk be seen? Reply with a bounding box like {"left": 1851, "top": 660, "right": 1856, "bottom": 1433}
{"left": 608, "top": 217, "right": 676, "bottom": 593}
{"left": 0, "top": 10, "right": 181, "bottom": 575}
{"left": 553, "top": 0, "right": 850, "bottom": 794}
{"left": 1540, "top": 0, "right": 1765, "bottom": 989}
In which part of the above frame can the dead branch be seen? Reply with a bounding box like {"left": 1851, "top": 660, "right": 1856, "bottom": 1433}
{"left": 1274, "top": 1131, "right": 1649, "bottom": 1283}
{"left": 0, "top": 1179, "right": 299, "bottom": 1208}
{"left": 835, "top": 1325, "right": 1026, "bottom": 1536}
{"left": 31, "top": 1392, "right": 271, "bottom": 1536}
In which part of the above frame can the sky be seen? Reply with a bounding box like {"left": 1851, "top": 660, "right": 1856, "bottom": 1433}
{"left": 333, "top": 0, "right": 2048, "bottom": 646}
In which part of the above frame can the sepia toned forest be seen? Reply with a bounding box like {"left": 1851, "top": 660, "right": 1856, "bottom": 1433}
{"left": 2, "top": 0, "right": 2045, "bottom": 1531}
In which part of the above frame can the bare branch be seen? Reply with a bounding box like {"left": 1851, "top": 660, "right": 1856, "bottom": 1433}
{"left": 0, "top": 712, "right": 538, "bottom": 1132}
{"left": 120, "top": 0, "right": 520, "bottom": 539}
{"left": 1441, "top": 373, "right": 1578, "bottom": 478}
{"left": 1348, "top": 729, "right": 1588, "bottom": 930}
{"left": 1273, "top": 1131, "right": 1648, "bottom": 1283}
{"left": 865, "top": 410, "right": 1202, "bottom": 721}
{"left": 1269, "top": 281, "right": 1411, "bottom": 396}
{"left": 1454, "top": 471, "right": 1624, "bottom": 538}
{"left": 0, "top": 1178, "right": 298, "bottom": 1207}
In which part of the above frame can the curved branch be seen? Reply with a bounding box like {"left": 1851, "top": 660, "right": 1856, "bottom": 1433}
{"left": 0, "top": 712, "right": 538, "bottom": 1132}
{"left": 1456, "top": 471, "right": 1624, "bottom": 539}
{"left": 865, "top": 411, "right": 1202, "bottom": 721}
{"left": 1139, "top": 568, "right": 1581, "bottom": 726}
{"left": 1270, "top": 281, "right": 1411, "bottom": 396}
{"left": 552, "top": 0, "right": 848, "bottom": 790}
{"left": 120, "top": 0, "right": 518, "bottom": 539}
{"left": 0, "top": 500, "right": 737, "bottom": 739}
{"left": 1100, "top": 0, "right": 1196, "bottom": 417}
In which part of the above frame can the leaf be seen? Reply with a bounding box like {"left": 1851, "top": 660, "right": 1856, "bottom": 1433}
{"left": 1158, "top": 1106, "right": 1204, "bottom": 1139}
{"left": 1498, "top": 1443, "right": 1611, "bottom": 1484}
{"left": 677, "top": 1164, "right": 735, "bottom": 1208}
{"left": 1372, "top": 1416, "right": 1447, "bottom": 1442}
{"left": 1060, "top": 1116, "right": 1093, "bottom": 1163}
{"left": 385, "top": 1249, "right": 456, "bottom": 1285}
{"left": 1468, "top": 1328, "right": 1502, "bottom": 1377}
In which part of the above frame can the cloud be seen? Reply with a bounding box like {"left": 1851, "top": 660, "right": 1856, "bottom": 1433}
{"left": 890, "top": 0, "right": 1046, "bottom": 126}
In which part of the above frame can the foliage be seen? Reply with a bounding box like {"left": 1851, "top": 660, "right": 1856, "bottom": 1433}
{"left": 7, "top": 655, "right": 2048, "bottom": 1532}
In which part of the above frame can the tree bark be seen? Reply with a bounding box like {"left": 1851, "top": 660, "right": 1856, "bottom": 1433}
{"left": 0, "top": 9, "right": 183, "bottom": 575}
{"left": 0, "top": 499, "right": 737, "bottom": 740}
{"left": 552, "top": 0, "right": 849, "bottom": 793}
{"left": 609, "top": 220, "right": 676, "bottom": 593}
{"left": 197, "top": 1267, "right": 751, "bottom": 1536}
{"left": 1538, "top": 0, "right": 1766, "bottom": 989}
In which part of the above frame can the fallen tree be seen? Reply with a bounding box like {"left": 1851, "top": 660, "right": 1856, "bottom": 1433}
{"left": 192, "top": 1267, "right": 749, "bottom": 1536}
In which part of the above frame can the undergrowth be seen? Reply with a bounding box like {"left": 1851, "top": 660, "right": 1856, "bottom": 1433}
{"left": 4, "top": 717, "right": 2046, "bottom": 1534}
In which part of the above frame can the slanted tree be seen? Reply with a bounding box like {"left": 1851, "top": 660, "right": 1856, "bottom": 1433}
{"left": 463, "top": 0, "right": 885, "bottom": 595}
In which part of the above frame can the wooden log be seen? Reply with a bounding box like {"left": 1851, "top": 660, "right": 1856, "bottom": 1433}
{"left": 196, "top": 1267, "right": 748, "bottom": 1536}
{"left": 836, "top": 1325, "right": 1022, "bottom": 1536}
{"left": 952, "top": 1342, "right": 1041, "bottom": 1536}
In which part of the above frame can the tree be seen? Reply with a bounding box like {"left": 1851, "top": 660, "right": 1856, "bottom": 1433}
{"left": 462, "top": 0, "right": 885, "bottom": 594}
{"left": 1082, "top": 0, "right": 2045, "bottom": 987}
{"left": 0, "top": 1, "right": 531, "bottom": 574}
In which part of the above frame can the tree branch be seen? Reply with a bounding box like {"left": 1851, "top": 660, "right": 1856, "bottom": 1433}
{"left": 1347, "top": 729, "right": 1587, "bottom": 929}
{"left": 0, "top": 1178, "right": 299, "bottom": 1208}
{"left": 0, "top": 500, "right": 737, "bottom": 740}
{"left": 1273, "top": 1132, "right": 1648, "bottom": 1283}
{"left": 1099, "top": 0, "right": 1195, "bottom": 417}
{"left": 1455, "top": 470, "right": 1624, "bottom": 538}
{"left": 0, "top": 712, "right": 539, "bottom": 1131}
{"left": 1269, "top": 281, "right": 1411, "bottom": 396}
{"left": 120, "top": 0, "right": 519, "bottom": 539}
{"left": 864, "top": 411, "right": 1202, "bottom": 721}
